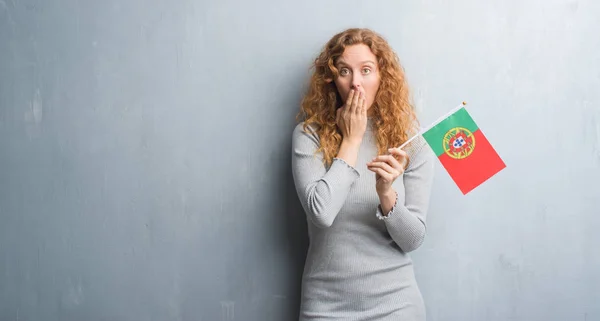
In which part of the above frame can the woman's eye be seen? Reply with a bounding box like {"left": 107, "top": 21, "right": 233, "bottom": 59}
{"left": 362, "top": 68, "right": 371, "bottom": 74}
{"left": 340, "top": 68, "right": 349, "bottom": 75}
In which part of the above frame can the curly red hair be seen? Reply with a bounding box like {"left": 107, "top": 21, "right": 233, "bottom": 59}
{"left": 297, "top": 28, "right": 419, "bottom": 166}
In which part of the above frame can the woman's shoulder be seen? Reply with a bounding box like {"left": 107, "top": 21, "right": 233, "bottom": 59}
{"left": 292, "top": 121, "right": 322, "bottom": 147}
{"left": 293, "top": 121, "right": 321, "bottom": 139}
{"left": 404, "top": 124, "right": 435, "bottom": 168}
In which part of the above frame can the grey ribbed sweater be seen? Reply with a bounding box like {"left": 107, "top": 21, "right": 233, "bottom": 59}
{"left": 291, "top": 118, "right": 435, "bottom": 321}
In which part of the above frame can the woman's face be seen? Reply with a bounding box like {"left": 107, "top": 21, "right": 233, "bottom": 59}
{"left": 333, "top": 44, "right": 381, "bottom": 110}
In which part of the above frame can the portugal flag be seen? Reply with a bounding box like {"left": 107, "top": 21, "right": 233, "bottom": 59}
{"left": 420, "top": 104, "right": 506, "bottom": 194}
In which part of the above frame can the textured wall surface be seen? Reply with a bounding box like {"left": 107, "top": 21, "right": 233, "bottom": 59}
{"left": 1, "top": 0, "right": 599, "bottom": 320}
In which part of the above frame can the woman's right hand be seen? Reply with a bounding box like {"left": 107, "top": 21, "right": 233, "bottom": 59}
{"left": 336, "top": 89, "right": 368, "bottom": 145}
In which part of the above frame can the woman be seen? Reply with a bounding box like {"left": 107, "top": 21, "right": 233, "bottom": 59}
{"left": 291, "top": 28, "right": 435, "bottom": 320}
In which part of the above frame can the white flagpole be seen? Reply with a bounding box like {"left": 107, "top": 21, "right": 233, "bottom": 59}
{"left": 396, "top": 101, "right": 467, "bottom": 150}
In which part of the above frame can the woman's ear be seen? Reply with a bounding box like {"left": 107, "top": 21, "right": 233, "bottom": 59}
{"left": 324, "top": 78, "right": 333, "bottom": 83}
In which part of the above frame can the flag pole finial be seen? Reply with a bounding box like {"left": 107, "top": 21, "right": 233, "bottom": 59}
{"left": 462, "top": 101, "right": 467, "bottom": 106}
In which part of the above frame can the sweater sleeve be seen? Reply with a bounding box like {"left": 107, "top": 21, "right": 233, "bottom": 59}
{"left": 376, "top": 135, "right": 435, "bottom": 252}
{"left": 291, "top": 123, "right": 360, "bottom": 228}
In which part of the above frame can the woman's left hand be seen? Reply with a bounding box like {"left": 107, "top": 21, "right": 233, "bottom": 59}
{"left": 367, "top": 147, "right": 409, "bottom": 195}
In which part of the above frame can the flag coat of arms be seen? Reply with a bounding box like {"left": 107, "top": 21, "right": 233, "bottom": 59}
{"left": 419, "top": 104, "right": 506, "bottom": 194}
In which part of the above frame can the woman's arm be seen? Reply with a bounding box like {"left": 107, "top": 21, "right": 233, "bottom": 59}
{"left": 370, "top": 137, "right": 436, "bottom": 252}
{"left": 291, "top": 123, "right": 361, "bottom": 228}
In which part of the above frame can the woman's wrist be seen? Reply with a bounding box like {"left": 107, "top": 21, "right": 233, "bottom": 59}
{"left": 336, "top": 138, "right": 362, "bottom": 167}
{"left": 378, "top": 188, "right": 397, "bottom": 214}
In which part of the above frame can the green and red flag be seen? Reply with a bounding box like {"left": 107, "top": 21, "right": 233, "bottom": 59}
{"left": 408, "top": 102, "right": 506, "bottom": 194}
